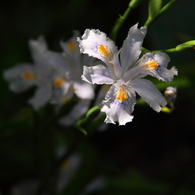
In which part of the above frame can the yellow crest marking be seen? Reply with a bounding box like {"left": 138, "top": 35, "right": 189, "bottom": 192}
{"left": 67, "top": 40, "right": 76, "bottom": 51}
{"left": 142, "top": 60, "right": 159, "bottom": 70}
{"left": 98, "top": 45, "right": 113, "bottom": 61}
{"left": 21, "top": 72, "right": 35, "bottom": 80}
{"left": 116, "top": 85, "right": 128, "bottom": 102}
{"left": 53, "top": 77, "right": 66, "bottom": 87}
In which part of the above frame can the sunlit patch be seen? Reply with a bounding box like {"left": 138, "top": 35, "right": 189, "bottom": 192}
{"left": 98, "top": 44, "right": 113, "bottom": 61}
{"left": 21, "top": 72, "right": 35, "bottom": 80}
{"left": 53, "top": 77, "right": 66, "bottom": 87}
{"left": 67, "top": 40, "right": 76, "bottom": 51}
{"left": 116, "top": 85, "right": 128, "bottom": 102}
{"left": 142, "top": 60, "right": 159, "bottom": 70}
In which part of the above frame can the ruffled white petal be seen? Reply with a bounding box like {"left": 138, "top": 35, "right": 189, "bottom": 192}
{"left": 78, "top": 29, "right": 122, "bottom": 77}
{"left": 28, "top": 87, "right": 51, "bottom": 110}
{"left": 81, "top": 65, "right": 115, "bottom": 85}
{"left": 78, "top": 29, "right": 118, "bottom": 62}
{"left": 101, "top": 83, "right": 136, "bottom": 125}
{"left": 120, "top": 23, "right": 147, "bottom": 74}
{"left": 3, "top": 64, "right": 36, "bottom": 93}
{"left": 143, "top": 52, "right": 177, "bottom": 82}
{"left": 131, "top": 79, "right": 167, "bottom": 112}
{"left": 74, "top": 81, "right": 95, "bottom": 99}
{"left": 58, "top": 99, "right": 90, "bottom": 126}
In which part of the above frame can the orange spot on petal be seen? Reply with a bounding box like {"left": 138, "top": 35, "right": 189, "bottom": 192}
{"left": 116, "top": 85, "right": 128, "bottom": 102}
{"left": 143, "top": 60, "right": 159, "bottom": 70}
{"left": 21, "top": 72, "right": 35, "bottom": 80}
{"left": 53, "top": 77, "right": 66, "bottom": 87}
{"left": 98, "top": 45, "right": 113, "bottom": 61}
{"left": 67, "top": 40, "right": 76, "bottom": 51}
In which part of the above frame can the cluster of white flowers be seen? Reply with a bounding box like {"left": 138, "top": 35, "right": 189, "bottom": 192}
{"left": 4, "top": 24, "right": 178, "bottom": 126}
{"left": 4, "top": 32, "right": 96, "bottom": 126}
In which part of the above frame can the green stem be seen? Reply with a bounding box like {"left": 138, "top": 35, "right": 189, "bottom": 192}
{"left": 144, "top": 0, "right": 178, "bottom": 27}
{"left": 154, "top": 47, "right": 176, "bottom": 53}
{"left": 110, "top": 0, "right": 143, "bottom": 41}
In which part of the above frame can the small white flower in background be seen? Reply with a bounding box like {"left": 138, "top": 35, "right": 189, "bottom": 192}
{"left": 55, "top": 145, "right": 82, "bottom": 192}
{"left": 161, "top": 86, "right": 177, "bottom": 112}
{"left": 78, "top": 23, "right": 178, "bottom": 125}
{"left": 27, "top": 36, "right": 54, "bottom": 110}
{"left": 3, "top": 64, "right": 36, "bottom": 93}
{"left": 46, "top": 31, "right": 95, "bottom": 104}
{"left": 45, "top": 31, "right": 96, "bottom": 125}
{"left": 3, "top": 36, "right": 54, "bottom": 110}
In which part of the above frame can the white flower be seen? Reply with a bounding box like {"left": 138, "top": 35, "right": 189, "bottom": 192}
{"left": 78, "top": 23, "right": 178, "bottom": 125}
{"left": 42, "top": 31, "right": 97, "bottom": 126}
{"left": 27, "top": 36, "right": 54, "bottom": 110}
{"left": 3, "top": 64, "right": 36, "bottom": 93}
{"left": 3, "top": 36, "right": 54, "bottom": 110}
{"left": 45, "top": 31, "right": 95, "bottom": 106}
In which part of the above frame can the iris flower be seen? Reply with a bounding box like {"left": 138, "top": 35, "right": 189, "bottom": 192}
{"left": 78, "top": 23, "right": 177, "bottom": 125}
{"left": 45, "top": 31, "right": 96, "bottom": 125}
{"left": 3, "top": 36, "right": 53, "bottom": 110}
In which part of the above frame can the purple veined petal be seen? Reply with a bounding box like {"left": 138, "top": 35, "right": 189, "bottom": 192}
{"left": 120, "top": 23, "right": 147, "bottom": 75}
{"left": 28, "top": 87, "right": 52, "bottom": 110}
{"left": 152, "top": 52, "right": 178, "bottom": 82}
{"left": 74, "top": 81, "right": 95, "bottom": 100}
{"left": 141, "top": 52, "right": 177, "bottom": 82}
{"left": 101, "top": 83, "right": 136, "bottom": 125}
{"left": 81, "top": 65, "right": 115, "bottom": 85}
{"left": 131, "top": 78, "right": 167, "bottom": 112}
{"left": 78, "top": 29, "right": 122, "bottom": 77}
{"left": 78, "top": 29, "right": 118, "bottom": 62}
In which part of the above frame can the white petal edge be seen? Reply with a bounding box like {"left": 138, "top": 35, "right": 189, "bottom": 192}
{"left": 131, "top": 79, "right": 167, "bottom": 112}
{"left": 120, "top": 23, "right": 147, "bottom": 74}
{"left": 81, "top": 65, "right": 115, "bottom": 85}
{"left": 74, "top": 81, "right": 95, "bottom": 100}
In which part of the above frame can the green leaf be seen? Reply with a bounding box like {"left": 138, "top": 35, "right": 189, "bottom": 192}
{"left": 148, "top": 0, "right": 162, "bottom": 19}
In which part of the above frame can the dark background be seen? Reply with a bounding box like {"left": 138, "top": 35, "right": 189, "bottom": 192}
{"left": 1, "top": 0, "right": 195, "bottom": 194}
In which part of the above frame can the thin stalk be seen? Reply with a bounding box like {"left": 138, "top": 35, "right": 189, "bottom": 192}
{"left": 110, "top": 0, "right": 143, "bottom": 41}
{"left": 144, "top": 0, "right": 178, "bottom": 26}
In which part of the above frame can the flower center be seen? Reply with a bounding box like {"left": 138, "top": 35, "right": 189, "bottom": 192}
{"left": 98, "top": 44, "right": 113, "bottom": 61}
{"left": 67, "top": 40, "right": 76, "bottom": 51}
{"left": 21, "top": 72, "right": 35, "bottom": 80}
{"left": 53, "top": 77, "right": 66, "bottom": 87}
{"left": 142, "top": 60, "right": 159, "bottom": 70}
{"left": 116, "top": 85, "right": 128, "bottom": 102}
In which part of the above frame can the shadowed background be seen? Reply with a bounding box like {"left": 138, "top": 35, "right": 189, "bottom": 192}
{"left": 1, "top": 0, "right": 195, "bottom": 194}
